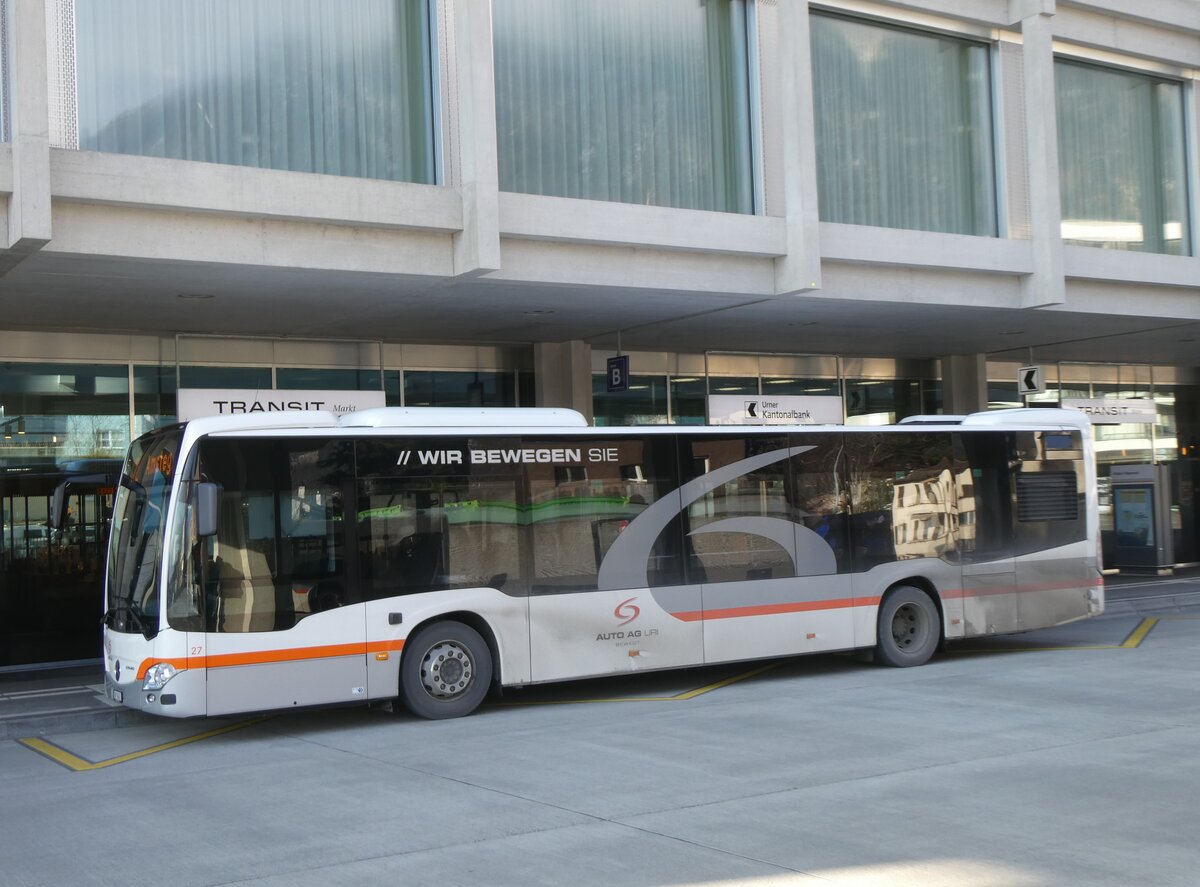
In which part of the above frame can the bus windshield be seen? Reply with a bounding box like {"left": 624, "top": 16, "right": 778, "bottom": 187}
{"left": 105, "top": 427, "right": 183, "bottom": 637}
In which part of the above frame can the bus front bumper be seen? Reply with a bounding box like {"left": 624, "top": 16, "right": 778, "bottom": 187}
{"left": 105, "top": 668, "right": 206, "bottom": 718}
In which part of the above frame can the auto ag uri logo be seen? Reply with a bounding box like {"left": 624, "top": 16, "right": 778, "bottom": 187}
{"left": 614, "top": 597, "right": 640, "bottom": 626}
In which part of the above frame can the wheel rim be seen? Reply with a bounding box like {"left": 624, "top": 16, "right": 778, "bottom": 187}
{"left": 891, "top": 602, "right": 928, "bottom": 651}
{"left": 419, "top": 640, "right": 475, "bottom": 700}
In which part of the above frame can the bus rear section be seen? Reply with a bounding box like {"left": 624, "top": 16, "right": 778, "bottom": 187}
{"left": 103, "top": 407, "right": 1102, "bottom": 720}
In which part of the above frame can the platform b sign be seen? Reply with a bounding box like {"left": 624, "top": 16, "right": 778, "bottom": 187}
{"left": 607, "top": 355, "right": 630, "bottom": 392}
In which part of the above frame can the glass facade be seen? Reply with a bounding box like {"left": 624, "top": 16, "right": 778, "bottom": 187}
{"left": 598, "top": 374, "right": 928, "bottom": 426}
{"left": 74, "top": 0, "right": 436, "bottom": 184}
{"left": 811, "top": 13, "right": 997, "bottom": 235}
{"left": 493, "top": 0, "right": 754, "bottom": 213}
{"left": 0, "top": 358, "right": 527, "bottom": 668}
{"left": 0, "top": 363, "right": 129, "bottom": 667}
{"left": 1056, "top": 60, "right": 1189, "bottom": 255}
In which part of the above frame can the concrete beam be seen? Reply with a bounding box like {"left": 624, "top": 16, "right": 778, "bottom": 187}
{"left": 1013, "top": 10, "right": 1067, "bottom": 309}
{"left": 450, "top": 0, "right": 502, "bottom": 278}
{"left": 941, "top": 354, "right": 989, "bottom": 414}
{"left": 499, "top": 193, "right": 787, "bottom": 258}
{"left": 3, "top": 0, "right": 52, "bottom": 275}
{"left": 773, "top": 0, "right": 822, "bottom": 296}
{"left": 50, "top": 150, "right": 463, "bottom": 232}
{"left": 533, "top": 341, "right": 593, "bottom": 422}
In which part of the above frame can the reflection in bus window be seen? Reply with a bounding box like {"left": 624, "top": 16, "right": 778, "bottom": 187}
{"left": 846, "top": 433, "right": 960, "bottom": 569}
{"left": 526, "top": 437, "right": 682, "bottom": 593}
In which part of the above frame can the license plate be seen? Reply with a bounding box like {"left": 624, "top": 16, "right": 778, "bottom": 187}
{"left": 111, "top": 688, "right": 123, "bottom": 703}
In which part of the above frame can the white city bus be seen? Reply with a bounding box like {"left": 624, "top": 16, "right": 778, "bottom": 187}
{"left": 99, "top": 406, "right": 1103, "bottom": 719}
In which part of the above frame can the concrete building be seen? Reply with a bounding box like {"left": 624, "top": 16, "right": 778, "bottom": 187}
{"left": 1, "top": 0, "right": 1197, "bottom": 667}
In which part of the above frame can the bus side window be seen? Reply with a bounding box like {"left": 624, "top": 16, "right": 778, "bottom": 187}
{"left": 1012, "top": 431, "right": 1086, "bottom": 555}
{"left": 680, "top": 434, "right": 797, "bottom": 584}
{"left": 357, "top": 474, "right": 524, "bottom": 598}
{"left": 846, "top": 432, "right": 959, "bottom": 570}
{"left": 197, "top": 439, "right": 351, "bottom": 632}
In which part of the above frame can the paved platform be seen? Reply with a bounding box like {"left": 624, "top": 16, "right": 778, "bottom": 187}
{"left": 3, "top": 568, "right": 1197, "bottom": 740}
{"left": 4, "top": 574, "right": 1200, "bottom": 887}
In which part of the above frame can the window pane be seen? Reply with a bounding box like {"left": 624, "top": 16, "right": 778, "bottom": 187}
{"left": 670, "top": 378, "right": 708, "bottom": 425}
{"left": 812, "top": 13, "right": 997, "bottom": 235}
{"left": 134, "top": 366, "right": 177, "bottom": 437}
{"left": 403, "top": 371, "right": 516, "bottom": 407}
{"left": 762, "top": 377, "right": 840, "bottom": 397}
{"left": 75, "top": 0, "right": 435, "bottom": 184}
{"left": 494, "top": 0, "right": 753, "bottom": 213}
{"left": 1056, "top": 61, "right": 1189, "bottom": 255}
{"left": 845, "top": 379, "right": 926, "bottom": 425}
{"left": 707, "top": 376, "right": 759, "bottom": 396}
{"left": 592, "top": 375, "right": 668, "bottom": 426}
{"left": 179, "top": 366, "right": 272, "bottom": 389}
{"left": 276, "top": 368, "right": 383, "bottom": 391}
{"left": 0, "top": 362, "right": 130, "bottom": 467}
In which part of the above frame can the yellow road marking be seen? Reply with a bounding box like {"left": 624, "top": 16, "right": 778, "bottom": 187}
{"left": 1121, "top": 617, "right": 1159, "bottom": 648}
{"left": 496, "top": 662, "right": 783, "bottom": 708}
{"left": 951, "top": 616, "right": 1160, "bottom": 655}
{"left": 18, "top": 717, "right": 268, "bottom": 772}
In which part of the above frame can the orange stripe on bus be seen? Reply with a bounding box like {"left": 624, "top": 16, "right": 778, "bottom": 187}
{"left": 137, "top": 639, "right": 404, "bottom": 679}
{"left": 673, "top": 598, "right": 872, "bottom": 622}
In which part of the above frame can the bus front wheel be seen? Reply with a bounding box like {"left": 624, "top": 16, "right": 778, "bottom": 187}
{"left": 875, "top": 586, "right": 940, "bottom": 668}
{"left": 399, "top": 621, "right": 493, "bottom": 719}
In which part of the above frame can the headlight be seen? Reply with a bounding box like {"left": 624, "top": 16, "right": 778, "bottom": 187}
{"left": 142, "top": 662, "right": 179, "bottom": 690}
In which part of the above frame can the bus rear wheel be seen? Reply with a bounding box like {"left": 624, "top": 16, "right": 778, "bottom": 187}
{"left": 399, "top": 621, "right": 493, "bottom": 719}
{"left": 875, "top": 586, "right": 940, "bottom": 668}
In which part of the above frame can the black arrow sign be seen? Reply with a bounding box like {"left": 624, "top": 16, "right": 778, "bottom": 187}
{"left": 746, "top": 401, "right": 758, "bottom": 418}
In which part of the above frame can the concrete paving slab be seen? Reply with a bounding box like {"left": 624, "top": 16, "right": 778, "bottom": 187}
{"left": 2, "top": 587, "right": 1198, "bottom": 887}
{"left": 224, "top": 821, "right": 822, "bottom": 887}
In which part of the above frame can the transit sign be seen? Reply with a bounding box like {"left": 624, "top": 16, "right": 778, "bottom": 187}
{"left": 1062, "top": 398, "right": 1157, "bottom": 424}
{"left": 1017, "top": 365, "right": 1045, "bottom": 396}
{"left": 177, "top": 388, "right": 385, "bottom": 421}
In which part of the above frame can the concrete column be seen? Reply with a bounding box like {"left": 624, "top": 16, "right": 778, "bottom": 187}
{"left": 3, "top": 0, "right": 52, "bottom": 275}
{"left": 450, "top": 0, "right": 501, "bottom": 277}
{"left": 533, "top": 341, "right": 593, "bottom": 423}
{"left": 773, "top": 0, "right": 822, "bottom": 296}
{"left": 1009, "top": 0, "right": 1065, "bottom": 308}
{"left": 941, "top": 354, "right": 989, "bottom": 415}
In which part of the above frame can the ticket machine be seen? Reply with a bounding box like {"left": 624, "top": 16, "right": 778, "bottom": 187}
{"left": 1110, "top": 464, "right": 1174, "bottom": 572}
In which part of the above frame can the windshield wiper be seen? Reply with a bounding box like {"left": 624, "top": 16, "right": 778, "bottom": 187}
{"left": 103, "top": 603, "right": 155, "bottom": 640}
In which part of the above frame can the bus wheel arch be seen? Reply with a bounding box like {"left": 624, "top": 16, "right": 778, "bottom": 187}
{"left": 398, "top": 615, "right": 497, "bottom": 719}
{"left": 874, "top": 582, "right": 942, "bottom": 668}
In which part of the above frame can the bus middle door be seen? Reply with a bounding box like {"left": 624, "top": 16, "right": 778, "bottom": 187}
{"left": 956, "top": 432, "right": 1018, "bottom": 635}
{"left": 527, "top": 435, "right": 702, "bottom": 683}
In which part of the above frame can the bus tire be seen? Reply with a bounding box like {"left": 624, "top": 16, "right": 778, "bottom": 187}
{"left": 875, "top": 586, "right": 940, "bottom": 668}
{"left": 399, "top": 620, "right": 493, "bottom": 719}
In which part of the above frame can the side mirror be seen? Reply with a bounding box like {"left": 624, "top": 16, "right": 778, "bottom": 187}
{"left": 196, "top": 483, "right": 221, "bottom": 537}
